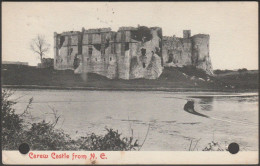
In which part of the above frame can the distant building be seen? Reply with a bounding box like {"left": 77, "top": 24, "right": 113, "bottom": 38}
{"left": 38, "top": 58, "right": 54, "bottom": 68}
{"left": 2, "top": 61, "right": 29, "bottom": 66}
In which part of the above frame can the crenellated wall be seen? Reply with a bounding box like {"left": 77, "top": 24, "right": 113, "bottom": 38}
{"left": 162, "top": 31, "right": 213, "bottom": 75}
{"left": 54, "top": 27, "right": 213, "bottom": 79}
{"left": 54, "top": 26, "right": 163, "bottom": 79}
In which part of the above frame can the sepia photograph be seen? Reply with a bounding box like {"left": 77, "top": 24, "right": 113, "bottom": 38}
{"left": 1, "top": 2, "right": 258, "bottom": 165}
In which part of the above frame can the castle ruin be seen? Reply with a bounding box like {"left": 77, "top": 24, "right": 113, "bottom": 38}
{"left": 54, "top": 26, "right": 213, "bottom": 79}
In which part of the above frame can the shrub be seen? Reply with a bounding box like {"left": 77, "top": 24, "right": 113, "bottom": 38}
{"left": 238, "top": 68, "right": 248, "bottom": 74}
{"left": 214, "top": 69, "right": 222, "bottom": 75}
{"left": 1, "top": 89, "right": 24, "bottom": 149}
{"left": 77, "top": 128, "right": 139, "bottom": 151}
{"left": 23, "top": 120, "right": 73, "bottom": 150}
{"left": 202, "top": 141, "right": 225, "bottom": 151}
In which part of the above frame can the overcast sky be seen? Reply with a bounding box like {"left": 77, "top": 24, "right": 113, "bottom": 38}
{"left": 2, "top": 2, "right": 258, "bottom": 70}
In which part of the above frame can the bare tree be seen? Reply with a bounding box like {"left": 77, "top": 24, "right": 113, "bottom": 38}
{"left": 30, "top": 35, "right": 50, "bottom": 63}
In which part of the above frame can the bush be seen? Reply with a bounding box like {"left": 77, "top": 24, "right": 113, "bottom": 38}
{"left": 2, "top": 89, "right": 24, "bottom": 149}
{"left": 23, "top": 120, "right": 73, "bottom": 150}
{"left": 77, "top": 128, "right": 139, "bottom": 151}
{"left": 202, "top": 141, "right": 225, "bottom": 151}
{"left": 238, "top": 68, "right": 248, "bottom": 74}
{"left": 214, "top": 69, "right": 222, "bottom": 75}
{"left": 1, "top": 89, "right": 140, "bottom": 151}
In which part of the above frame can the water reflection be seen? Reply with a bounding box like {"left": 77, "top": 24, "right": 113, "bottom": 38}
{"left": 189, "top": 96, "right": 214, "bottom": 111}
{"left": 237, "top": 96, "right": 258, "bottom": 103}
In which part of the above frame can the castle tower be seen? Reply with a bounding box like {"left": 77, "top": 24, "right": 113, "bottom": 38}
{"left": 54, "top": 32, "right": 58, "bottom": 70}
{"left": 183, "top": 30, "right": 191, "bottom": 38}
{"left": 191, "top": 34, "right": 213, "bottom": 75}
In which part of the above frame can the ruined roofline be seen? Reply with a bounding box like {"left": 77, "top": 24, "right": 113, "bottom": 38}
{"left": 162, "top": 35, "right": 179, "bottom": 40}
{"left": 60, "top": 31, "right": 81, "bottom": 35}
{"left": 118, "top": 26, "right": 137, "bottom": 31}
{"left": 83, "top": 26, "right": 141, "bottom": 33}
{"left": 118, "top": 26, "right": 162, "bottom": 31}
{"left": 54, "top": 31, "right": 81, "bottom": 37}
{"left": 83, "top": 27, "right": 112, "bottom": 33}
{"left": 83, "top": 26, "right": 153, "bottom": 32}
{"left": 163, "top": 33, "right": 210, "bottom": 40}
{"left": 55, "top": 27, "right": 209, "bottom": 38}
{"left": 55, "top": 26, "right": 163, "bottom": 36}
{"left": 150, "top": 26, "right": 161, "bottom": 29}
{"left": 191, "top": 34, "right": 210, "bottom": 38}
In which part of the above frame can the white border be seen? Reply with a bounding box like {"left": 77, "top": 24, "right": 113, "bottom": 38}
{"left": 2, "top": 151, "right": 259, "bottom": 165}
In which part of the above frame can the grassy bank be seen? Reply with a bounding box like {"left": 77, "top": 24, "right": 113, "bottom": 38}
{"left": 214, "top": 69, "right": 258, "bottom": 90}
{"left": 1, "top": 64, "right": 258, "bottom": 92}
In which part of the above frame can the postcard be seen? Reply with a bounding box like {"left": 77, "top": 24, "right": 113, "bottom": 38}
{"left": 1, "top": 2, "right": 258, "bottom": 165}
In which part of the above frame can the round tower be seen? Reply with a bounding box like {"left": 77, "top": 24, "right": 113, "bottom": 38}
{"left": 191, "top": 34, "right": 213, "bottom": 75}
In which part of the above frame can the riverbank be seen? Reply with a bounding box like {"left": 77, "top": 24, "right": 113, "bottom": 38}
{"left": 2, "top": 85, "right": 257, "bottom": 93}
{"left": 2, "top": 64, "right": 258, "bottom": 92}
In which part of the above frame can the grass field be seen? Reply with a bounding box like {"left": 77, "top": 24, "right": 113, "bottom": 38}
{"left": 1, "top": 64, "right": 258, "bottom": 91}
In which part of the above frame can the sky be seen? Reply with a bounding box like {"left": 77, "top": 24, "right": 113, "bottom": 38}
{"left": 2, "top": 2, "right": 258, "bottom": 70}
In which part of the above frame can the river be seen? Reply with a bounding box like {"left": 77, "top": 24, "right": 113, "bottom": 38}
{"left": 10, "top": 89, "right": 258, "bottom": 151}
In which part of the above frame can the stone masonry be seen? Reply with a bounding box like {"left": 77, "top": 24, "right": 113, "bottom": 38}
{"left": 54, "top": 26, "right": 213, "bottom": 79}
{"left": 162, "top": 31, "right": 213, "bottom": 75}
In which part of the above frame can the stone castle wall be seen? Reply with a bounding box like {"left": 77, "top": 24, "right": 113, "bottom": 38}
{"left": 54, "top": 31, "right": 82, "bottom": 70}
{"left": 54, "top": 26, "right": 163, "bottom": 79}
{"left": 54, "top": 27, "right": 213, "bottom": 79}
{"left": 162, "top": 33, "right": 213, "bottom": 75}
